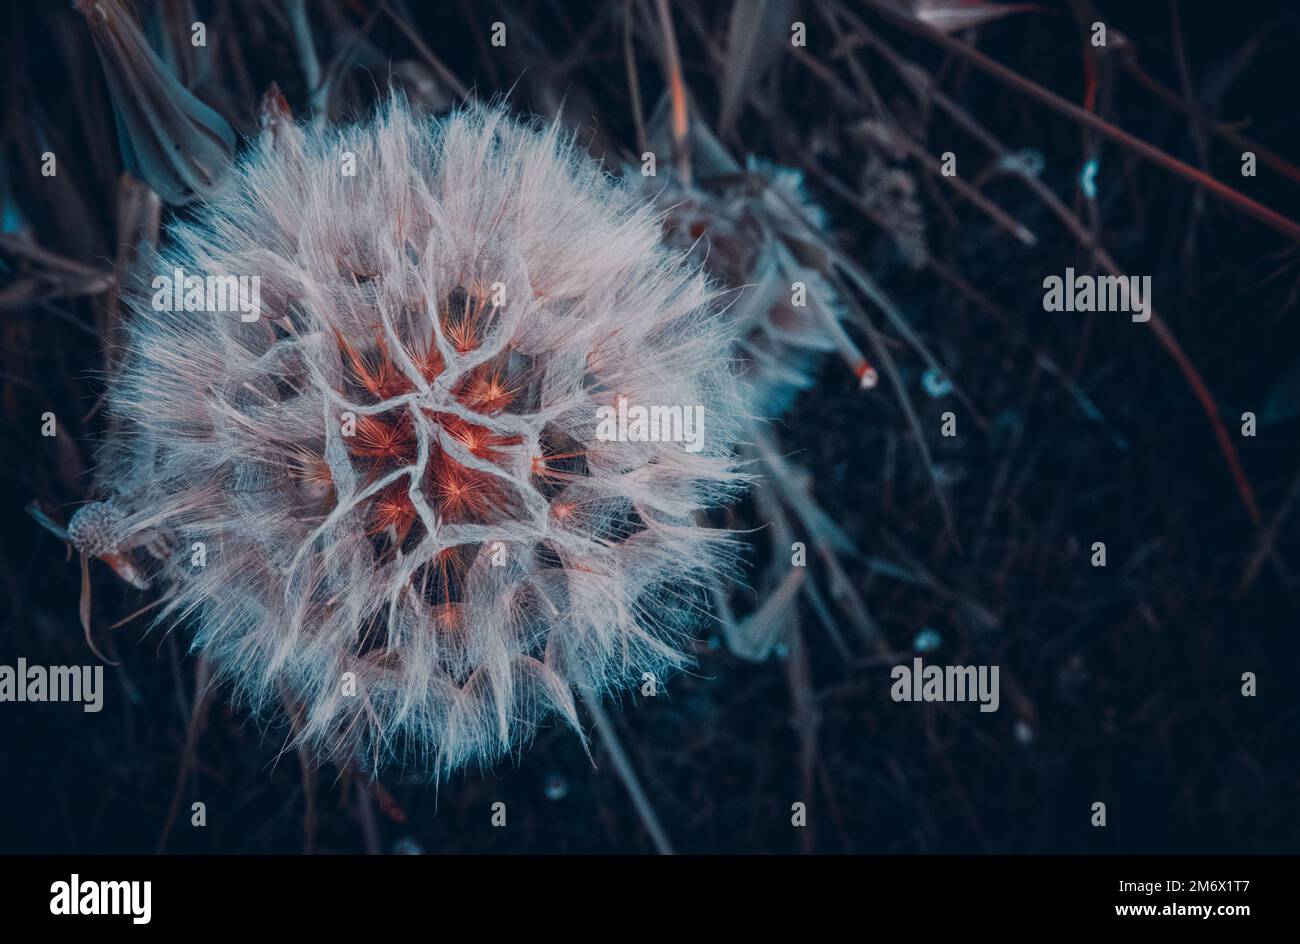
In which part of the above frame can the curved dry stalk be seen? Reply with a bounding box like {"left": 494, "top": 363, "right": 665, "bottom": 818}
{"left": 653, "top": 0, "right": 691, "bottom": 184}
{"left": 586, "top": 696, "right": 674, "bottom": 855}
{"left": 1118, "top": 48, "right": 1300, "bottom": 188}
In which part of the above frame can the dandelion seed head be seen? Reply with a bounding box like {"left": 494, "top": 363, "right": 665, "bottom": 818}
{"left": 68, "top": 499, "right": 125, "bottom": 559}
{"left": 99, "top": 98, "right": 744, "bottom": 775}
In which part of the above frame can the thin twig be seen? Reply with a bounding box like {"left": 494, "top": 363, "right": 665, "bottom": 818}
{"left": 379, "top": 0, "right": 470, "bottom": 100}
{"left": 156, "top": 657, "right": 214, "bottom": 853}
{"left": 288, "top": 0, "right": 324, "bottom": 112}
{"left": 623, "top": 0, "right": 648, "bottom": 159}
{"left": 587, "top": 696, "right": 674, "bottom": 854}
{"left": 1118, "top": 49, "right": 1300, "bottom": 188}
{"left": 355, "top": 778, "right": 382, "bottom": 855}
{"left": 1237, "top": 464, "right": 1300, "bottom": 595}
{"left": 653, "top": 0, "right": 690, "bottom": 184}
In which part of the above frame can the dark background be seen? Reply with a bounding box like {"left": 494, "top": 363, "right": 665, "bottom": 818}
{"left": 1, "top": 0, "right": 1298, "bottom": 853}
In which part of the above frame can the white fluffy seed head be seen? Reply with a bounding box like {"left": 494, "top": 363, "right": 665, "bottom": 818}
{"left": 99, "top": 98, "right": 745, "bottom": 775}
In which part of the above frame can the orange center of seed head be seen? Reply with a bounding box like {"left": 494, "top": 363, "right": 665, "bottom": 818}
{"left": 443, "top": 283, "right": 496, "bottom": 355}
{"left": 323, "top": 291, "right": 526, "bottom": 551}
